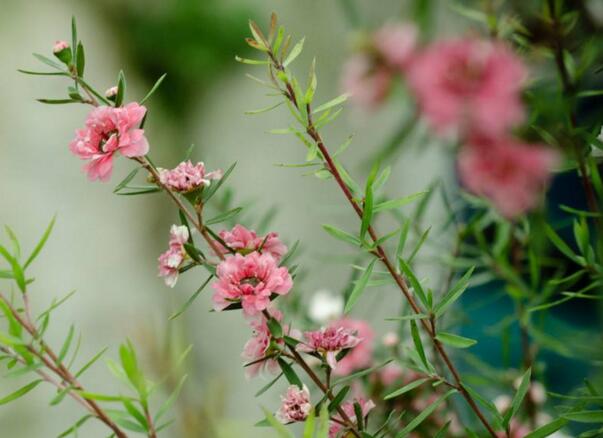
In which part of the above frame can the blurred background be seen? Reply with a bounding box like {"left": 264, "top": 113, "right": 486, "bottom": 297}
{"left": 1, "top": 1, "right": 602, "bottom": 437}
{"left": 0, "top": 1, "right": 454, "bottom": 436}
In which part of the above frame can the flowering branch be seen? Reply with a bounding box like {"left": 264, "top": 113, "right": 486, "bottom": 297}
{"left": 242, "top": 16, "right": 499, "bottom": 437}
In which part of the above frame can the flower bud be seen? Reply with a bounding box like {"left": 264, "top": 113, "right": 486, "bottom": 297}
{"left": 105, "top": 86, "right": 118, "bottom": 101}
{"left": 53, "top": 40, "right": 72, "bottom": 65}
{"left": 382, "top": 331, "right": 399, "bottom": 347}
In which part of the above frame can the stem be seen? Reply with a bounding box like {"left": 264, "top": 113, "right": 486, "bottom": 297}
{"left": 0, "top": 294, "right": 128, "bottom": 438}
{"left": 143, "top": 404, "right": 158, "bottom": 438}
{"left": 266, "top": 52, "right": 498, "bottom": 437}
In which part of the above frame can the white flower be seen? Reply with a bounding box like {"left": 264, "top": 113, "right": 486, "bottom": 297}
{"left": 308, "top": 289, "right": 344, "bottom": 324}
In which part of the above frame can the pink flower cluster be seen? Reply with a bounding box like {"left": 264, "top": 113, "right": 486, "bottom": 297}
{"left": 157, "top": 225, "right": 189, "bottom": 288}
{"left": 407, "top": 38, "right": 559, "bottom": 217}
{"left": 298, "top": 325, "right": 362, "bottom": 370}
{"left": 276, "top": 385, "right": 312, "bottom": 424}
{"left": 329, "top": 398, "right": 375, "bottom": 438}
{"left": 212, "top": 252, "right": 292, "bottom": 316}
{"left": 69, "top": 103, "right": 149, "bottom": 181}
{"left": 158, "top": 161, "right": 223, "bottom": 193}
{"left": 217, "top": 224, "right": 287, "bottom": 260}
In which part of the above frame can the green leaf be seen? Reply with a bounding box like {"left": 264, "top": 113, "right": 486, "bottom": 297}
{"left": 545, "top": 224, "right": 582, "bottom": 265}
{"left": 462, "top": 383, "right": 503, "bottom": 423}
{"left": 524, "top": 417, "right": 568, "bottom": 438}
{"left": 113, "top": 169, "right": 139, "bottom": 194}
{"left": 115, "top": 70, "right": 126, "bottom": 107}
{"left": 0, "top": 245, "right": 26, "bottom": 292}
{"left": 395, "top": 389, "right": 457, "bottom": 437}
{"left": 385, "top": 313, "right": 429, "bottom": 322}
{"left": 398, "top": 257, "right": 428, "bottom": 309}
{"left": 202, "top": 162, "right": 236, "bottom": 203}
{"left": 433, "top": 267, "right": 475, "bottom": 317}
{"left": 561, "top": 410, "right": 603, "bottom": 423}
{"left": 37, "top": 98, "right": 79, "bottom": 105}
{"left": 303, "top": 406, "right": 316, "bottom": 438}
{"left": 435, "top": 332, "right": 477, "bottom": 349}
{"left": 407, "top": 226, "right": 431, "bottom": 265}
{"left": 317, "top": 404, "right": 329, "bottom": 438}
{"left": 344, "top": 259, "right": 376, "bottom": 313}
{"left": 169, "top": 276, "right": 212, "bottom": 321}
{"left": 58, "top": 325, "right": 75, "bottom": 362}
{"left": 71, "top": 16, "right": 78, "bottom": 60}
{"left": 235, "top": 55, "right": 270, "bottom": 65}
{"left": 434, "top": 421, "right": 451, "bottom": 438}
{"left": 504, "top": 368, "right": 531, "bottom": 428}
{"left": 396, "top": 219, "right": 410, "bottom": 259}
{"left": 267, "top": 317, "right": 283, "bottom": 339}
{"left": 278, "top": 358, "right": 302, "bottom": 388}
{"left": 410, "top": 320, "right": 430, "bottom": 371}
{"left": 75, "top": 347, "right": 109, "bottom": 378}
{"left": 245, "top": 101, "right": 284, "bottom": 115}
{"left": 4, "top": 226, "right": 20, "bottom": 260}
{"left": 255, "top": 372, "right": 283, "bottom": 397}
{"left": 140, "top": 73, "right": 167, "bottom": 105}
{"left": 57, "top": 415, "right": 93, "bottom": 437}
{"left": 76, "top": 42, "right": 85, "bottom": 77}
{"left": 360, "top": 163, "right": 378, "bottom": 241}
{"left": 122, "top": 397, "right": 148, "bottom": 428}
{"left": 332, "top": 360, "right": 392, "bottom": 387}
{"left": 322, "top": 224, "right": 360, "bottom": 246}
{"left": 0, "top": 379, "right": 42, "bottom": 405}
{"left": 328, "top": 385, "right": 350, "bottom": 413}
{"left": 283, "top": 37, "right": 305, "bottom": 67}
{"left": 373, "top": 192, "right": 427, "bottom": 213}
{"left": 384, "top": 377, "right": 430, "bottom": 400}
{"left": 33, "top": 53, "right": 64, "bottom": 71}
{"left": 313, "top": 94, "right": 348, "bottom": 114}
{"left": 205, "top": 207, "right": 243, "bottom": 226}
{"left": 261, "top": 407, "right": 295, "bottom": 438}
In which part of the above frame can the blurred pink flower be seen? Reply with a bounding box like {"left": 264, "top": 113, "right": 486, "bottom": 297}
{"left": 377, "top": 362, "right": 404, "bottom": 386}
{"left": 407, "top": 39, "right": 527, "bottom": 136}
{"left": 212, "top": 252, "right": 293, "bottom": 316}
{"left": 69, "top": 103, "right": 149, "bottom": 181}
{"left": 242, "top": 309, "right": 283, "bottom": 378}
{"left": 329, "top": 398, "right": 375, "bottom": 438}
{"left": 217, "top": 224, "right": 287, "bottom": 261}
{"left": 158, "top": 225, "right": 189, "bottom": 288}
{"left": 331, "top": 318, "right": 374, "bottom": 376}
{"left": 276, "top": 385, "right": 312, "bottom": 424}
{"left": 158, "top": 160, "right": 222, "bottom": 193}
{"left": 373, "top": 23, "right": 418, "bottom": 71}
{"left": 342, "top": 54, "right": 392, "bottom": 107}
{"left": 298, "top": 325, "right": 361, "bottom": 370}
{"left": 496, "top": 420, "right": 530, "bottom": 438}
{"left": 458, "top": 134, "right": 558, "bottom": 218}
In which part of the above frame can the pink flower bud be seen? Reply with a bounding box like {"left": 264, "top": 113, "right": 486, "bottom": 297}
{"left": 105, "top": 86, "right": 118, "bottom": 100}
{"left": 53, "top": 40, "right": 70, "bottom": 53}
{"left": 53, "top": 40, "right": 72, "bottom": 65}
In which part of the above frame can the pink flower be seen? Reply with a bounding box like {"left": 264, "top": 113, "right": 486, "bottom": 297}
{"left": 329, "top": 398, "right": 375, "bottom": 438}
{"left": 376, "top": 363, "right": 404, "bottom": 386}
{"left": 157, "top": 225, "right": 189, "bottom": 288}
{"left": 69, "top": 103, "right": 149, "bottom": 181}
{"left": 242, "top": 309, "right": 284, "bottom": 378}
{"left": 342, "top": 54, "right": 392, "bottom": 108}
{"left": 458, "top": 134, "right": 559, "bottom": 218}
{"left": 158, "top": 161, "right": 222, "bottom": 193}
{"left": 53, "top": 40, "right": 70, "bottom": 53}
{"left": 407, "top": 39, "right": 527, "bottom": 136}
{"left": 217, "top": 224, "right": 287, "bottom": 261}
{"left": 298, "top": 325, "right": 362, "bottom": 370}
{"left": 212, "top": 252, "right": 293, "bottom": 316}
{"left": 373, "top": 23, "right": 418, "bottom": 71}
{"left": 331, "top": 318, "right": 374, "bottom": 376}
{"left": 276, "top": 385, "right": 312, "bottom": 424}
